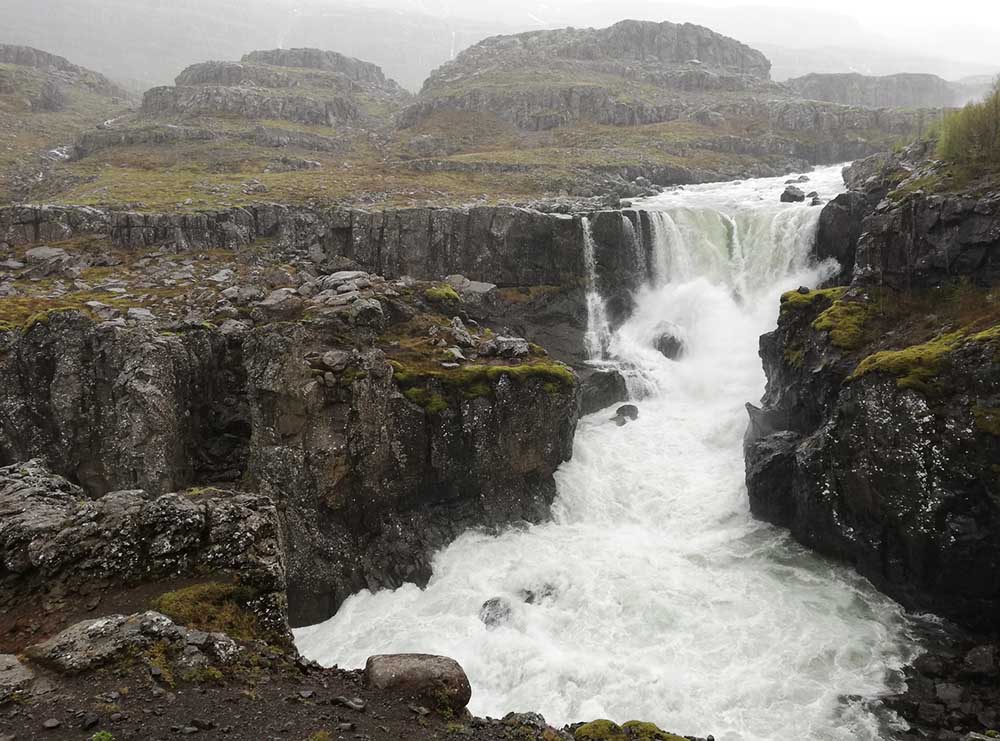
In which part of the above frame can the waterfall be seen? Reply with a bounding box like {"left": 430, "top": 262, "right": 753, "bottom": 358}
{"left": 294, "top": 166, "right": 920, "bottom": 741}
{"left": 581, "top": 216, "right": 612, "bottom": 360}
{"left": 621, "top": 213, "right": 647, "bottom": 284}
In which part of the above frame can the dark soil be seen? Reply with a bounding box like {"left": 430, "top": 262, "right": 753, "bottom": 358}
{"left": 1, "top": 660, "right": 564, "bottom": 741}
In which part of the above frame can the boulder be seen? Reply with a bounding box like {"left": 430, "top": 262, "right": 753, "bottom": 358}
{"left": 612, "top": 404, "right": 639, "bottom": 426}
{"left": 480, "top": 336, "right": 530, "bottom": 358}
{"left": 24, "top": 612, "right": 238, "bottom": 675}
{"left": 479, "top": 597, "right": 512, "bottom": 628}
{"left": 652, "top": 328, "right": 684, "bottom": 359}
{"left": 364, "top": 654, "right": 472, "bottom": 712}
{"left": 579, "top": 369, "right": 628, "bottom": 415}
{"left": 780, "top": 186, "right": 806, "bottom": 203}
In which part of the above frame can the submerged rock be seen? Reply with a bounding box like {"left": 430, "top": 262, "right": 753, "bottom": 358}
{"left": 479, "top": 597, "right": 513, "bottom": 627}
{"left": 612, "top": 404, "right": 639, "bottom": 426}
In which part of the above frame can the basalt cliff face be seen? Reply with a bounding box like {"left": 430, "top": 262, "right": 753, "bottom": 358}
{"left": 746, "top": 146, "right": 1000, "bottom": 633}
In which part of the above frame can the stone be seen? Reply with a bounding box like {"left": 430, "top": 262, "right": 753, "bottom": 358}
{"left": 652, "top": 327, "right": 684, "bottom": 360}
{"left": 208, "top": 269, "right": 235, "bottom": 284}
{"left": 780, "top": 185, "right": 806, "bottom": 203}
{"left": 480, "top": 336, "right": 530, "bottom": 358}
{"left": 24, "top": 246, "right": 68, "bottom": 263}
{"left": 349, "top": 298, "right": 385, "bottom": 330}
{"left": 0, "top": 654, "right": 34, "bottom": 702}
{"left": 42, "top": 719, "right": 61, "bottom": 729}
{"left": 449, "top": 317, "right": 476, "bottom": 348}
{"left": 579, "top": 369, "right": 628, "bottom": 416}
{"left": 612, "top": 404, "right": 639, "bottom": 426}
{"left": 479, "top": 597, "right": 512, "bottom": 628}
{"left": 365, "top": 654, "right": 472, "bottom": 712}
{"left": 935, "top": 682, "right": 964, "bottom": 707}
{"left": 963, "top": 645, "right": 997, "bottom": 676}
{"left": 321, "top": 350, "right": 351, "bottom": 372}
{"left": 127, "top": 307, "right": 156, "bottom": 322}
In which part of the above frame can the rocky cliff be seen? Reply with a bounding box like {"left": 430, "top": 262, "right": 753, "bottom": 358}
{"left": 746, "top": 147, "right": 1000, "bottom": 634}
{"left": 0, "top": 222, "right": 582, "bottom": 627}
{"left": 785, "top": 72, "right": 960, "bottom": 110}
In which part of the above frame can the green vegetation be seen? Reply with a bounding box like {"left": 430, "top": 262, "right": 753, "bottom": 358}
{"left": 811, "top": 297, "right": 874, "bottom": 350}
{"left": 848, "top": 331, "right": 964, "bottom": 393}
{"left": 973, "top": 406, "right": 1000, "bottom": 436}
{"left": 151, "top": 582, "right": 261, "bottom": 641}
{"left": 779, "top": 287, "right": 847, "bottom": 313}
{"left": 91, "top": 733, "right": 116, "bottom": 741}
{"left": 938, "top": 79, "right": 1000, "bottom": 171}
{"left": 144, "top": 640, "right": 175, "bottom": 686}
{"left": 574, "top": 719, "right": 685, "bottom": 741}
{"left": 307, "top": 733, "right": 333, "bottom": 741}
{"left": 424, "top": 285, "right": 461, "bottom": 304}
{"left": 404, "top": 387, "right": 450, "bottom": 414}
{"left": 393, "top": 360, "right": 574, "bottom": 395}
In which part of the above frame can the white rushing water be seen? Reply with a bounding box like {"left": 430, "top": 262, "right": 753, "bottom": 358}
{"left": 296, "top": 166, "right": 923, "bottom": 740}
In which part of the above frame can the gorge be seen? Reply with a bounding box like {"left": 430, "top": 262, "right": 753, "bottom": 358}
{"left": 1, "top": 10, "right": 998, "bottom": 741}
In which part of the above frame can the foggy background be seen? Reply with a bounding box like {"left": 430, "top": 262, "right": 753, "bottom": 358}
{"left": 1, "top": 0, "right": 997, "bottom": 93}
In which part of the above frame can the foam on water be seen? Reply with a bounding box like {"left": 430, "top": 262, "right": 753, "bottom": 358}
{"left": 295, "top": 166, "right": 923, "bottom": 740}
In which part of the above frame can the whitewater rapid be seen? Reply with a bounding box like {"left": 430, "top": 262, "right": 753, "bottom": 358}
{"left": 295, "top": 166, "right": 923, "bottom": 740}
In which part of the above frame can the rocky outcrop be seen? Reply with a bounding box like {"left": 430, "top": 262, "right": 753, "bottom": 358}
{"left": 786, "top": 72, "right": 960, "bottom": 110}
{"left": 746, "top": 150, "right": 1000, "bottom": 630}
{"left": 243, "top": 328, "right": 578, "bottom": 625}
{"left": 0, "top": 459, "right": 287, "bottom": 635}
{"left": 0, "top": 262, "right": 581, "bottom": 627}
{"left": 0, "top": 44, "right": 128, "bottom": 99}
{"left": 746, "top": 287, "right": 1000, "bottom": 631}
{"left": 243, "top": 48, "right": 391, "bottom": 86}
{"left": 142, "top": 85, "right": 362, "bottom": 126}
{"left": 0, "top": 313, "right": 247, "bottom": 494}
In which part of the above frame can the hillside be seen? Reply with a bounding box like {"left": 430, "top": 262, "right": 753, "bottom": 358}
{"left": 7, "top": 22, "right": 940, "bottom": 212}
{"left": 0, "top": 44, "right": 132, "bottom": 202}
{"left": 394, "top": 20, "right": 927, "bottom": 188}
{"left": 785, "top": 72, "right": 963, "bottom": 109}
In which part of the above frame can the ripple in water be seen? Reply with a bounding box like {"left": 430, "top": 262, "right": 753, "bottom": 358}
{"left": 295, "top": 166, "right": 924, "bottom": 740}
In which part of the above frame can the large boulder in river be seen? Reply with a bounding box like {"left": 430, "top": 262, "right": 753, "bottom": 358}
{"left": 579, "top": 369, "right": 628, "bottom": 415}
{"left": 652, "top": 326, "right": 685, "bottom": 360}
{"left": 364, "top": 654, "right": 472, "bottom": 712}
{"left": 780, "top": 185, "right": 806, "bottom": 203}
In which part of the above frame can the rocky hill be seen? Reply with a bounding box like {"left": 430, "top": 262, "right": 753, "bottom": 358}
{"left": 144, "top": 47, "right": 410, "bottom": 129}
{"left": 785, "top": 72, "right": 962, "bottom": 109}
{"left": 0, "top": 44, "right": 132, "bottom": 202}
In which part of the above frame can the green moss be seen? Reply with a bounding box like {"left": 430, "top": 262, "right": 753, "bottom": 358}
{"left": 90, "top": 733, "right": 116, "bottom": 741}
{"left": 575, "top": 720, "right": 625, "bottom": 740}
{"left": 180, "top": 666, "right": 224, "bottom": 684}
{"left": 151, "top": 582, "right": 260, "bottom": 641}
{"left": 779, "top": 287, "right": 847, "bottom": 313}
{"left": 404, "top": 387, "right": 450, "bottom": 413}
{"left": 888, "top": 172, "right": 945, "bottom": 203}
{"left": 424, "top": 285, "right": 461, "bottom": 304}
{"left": 621, "top": 721, "right": 686, "bottom": 741}
{"left": 307, "top": 733, "right": 333, "bottom": 741}
{"left": 974, "top": 406, "right": 1000, "bottom": 436}
{"left": 573, "top": 720, "right": 685, "bottom": 741}
{"left": 393, "top": 360, "right": 575, "bottom": 392}
{"left": 144, "top": 640, "right": 175, "bottom": 686}
{"left": 811, "top": 298, "right": 873, "bottom": 350}
{"left": 849, "top": 331, "right": 964, "bottom": 393}
{"left": 784, "top": 347, "right": 804, "bottom": 368}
